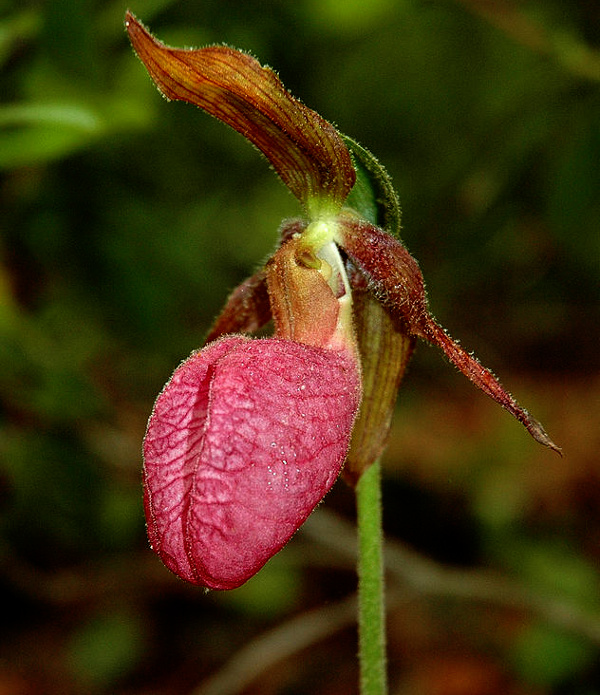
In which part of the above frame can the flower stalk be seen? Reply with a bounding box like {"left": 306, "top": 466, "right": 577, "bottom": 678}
{"left": 356, "top": 458, "right": 387, "bottom": 695}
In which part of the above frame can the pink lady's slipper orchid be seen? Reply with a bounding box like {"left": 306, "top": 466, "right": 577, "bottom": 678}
{"left": 143, "top": 233, "right": 362, "bottom": 590}
{"left": 126, "top": 12, "right": 560, "bottom": 590}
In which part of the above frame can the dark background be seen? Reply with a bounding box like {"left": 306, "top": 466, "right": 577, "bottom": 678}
{"left": 1, "top": 0, "right": 599, "bottom": 693}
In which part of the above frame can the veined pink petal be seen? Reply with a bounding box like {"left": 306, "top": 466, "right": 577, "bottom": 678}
{"left": 143, "top": 336, "right": 247, "bottom": 583}
{"left": 125, "top": 12, "right": 355, "bottom": 211}
{"left": 143, "top": 336, "right": 361, "bottom": 589}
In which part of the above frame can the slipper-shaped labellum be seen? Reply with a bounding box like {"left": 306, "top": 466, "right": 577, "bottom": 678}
{"left": 143, "top": 336, "right": 361, "bottom": 589}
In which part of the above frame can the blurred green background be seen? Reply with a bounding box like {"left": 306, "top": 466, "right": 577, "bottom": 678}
{"left": 1, "top": 0, "right": 599, "bottom": 693}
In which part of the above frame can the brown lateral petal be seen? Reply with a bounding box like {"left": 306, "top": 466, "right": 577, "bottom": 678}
{"left": 125, "top": 11, "right": 355, "bottom": 211}
{"left": 205, "top": 219, "right": 310, "bottom": 344}
{"left": 417, "top": 320, "right": 562, "bottom": 455}
{"left": 205, "top": 219, "right": 314, "bottom": 345}
{"left": 337, "top": 214, "right": 562, "bottom": 455}
{"left": 205, "top": 268, "right": 272, "bottom": 344}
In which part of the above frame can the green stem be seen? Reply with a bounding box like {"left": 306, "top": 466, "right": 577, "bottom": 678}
{"left": 356, "top": 458, "right": 387, "bottom": 694}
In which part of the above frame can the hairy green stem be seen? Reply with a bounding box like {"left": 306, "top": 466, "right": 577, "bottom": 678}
{"left": 356, "top": 459, "right": 387, "bottom": 694}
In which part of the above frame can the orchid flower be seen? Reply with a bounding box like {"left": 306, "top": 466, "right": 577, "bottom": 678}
{"left": 126, "top": 12, "right": 560, "bottom": 591}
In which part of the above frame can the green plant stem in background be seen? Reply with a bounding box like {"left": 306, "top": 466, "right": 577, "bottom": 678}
{"left": 356, "top": 459, "right": 387, "bottom": 694}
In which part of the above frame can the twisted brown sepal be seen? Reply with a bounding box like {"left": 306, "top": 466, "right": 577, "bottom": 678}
{"left": 337, "top": 213, "right": 562, "bottom": 456}
{"left": 125, "top": 11, "right": 355, "bottom": 213}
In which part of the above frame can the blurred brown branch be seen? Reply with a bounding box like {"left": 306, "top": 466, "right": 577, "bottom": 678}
{"left": 305, "top": 509, "right": 600, "bottom": 645}
{"left": 191, "top": 508, "right": 600, "bottom": 695}
{"left": 192, "top": 594, "right": 358, "bottom": 695}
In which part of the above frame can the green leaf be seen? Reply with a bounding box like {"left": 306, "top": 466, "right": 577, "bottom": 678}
{"left": 510, "top": 623, "right": 595, "bottom": 687}
{"left": 67, "top": 610, "right": 145, "bottom": 687}
{"left": 0, "top": 9, "right": 40, "bottom": 69}
{"left": 342, "top": 135, "right": 402, "bottom": 238}
{"left": 0, "top": 103, "right": 103, "bottom": 130}
{"left": 0, "top": 103, "right": 104, "bottom": 168}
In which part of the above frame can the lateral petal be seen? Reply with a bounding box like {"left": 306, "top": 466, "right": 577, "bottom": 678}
{"left": 336, "top": 214, "right": 561, "bottom": 455}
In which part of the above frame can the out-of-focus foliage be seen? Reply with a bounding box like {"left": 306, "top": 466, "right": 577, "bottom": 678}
{"left": 0, "top": 0, "right": 598, "bottom": 693}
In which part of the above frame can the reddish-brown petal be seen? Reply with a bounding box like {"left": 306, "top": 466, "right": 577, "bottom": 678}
{"left": 204, "top": 219, "right": 309, "bottom": 345}
{"left": 336, "top": 214, "right": 562, "bottom": 455}
{"left": 205, "top": 268, "right": 271, "bottom": 344}
{"left": 125, "top": 11, "right": 355, "bottom": 211}
{"left": 417, "top": 319, "right": 562, "bottom": 455}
